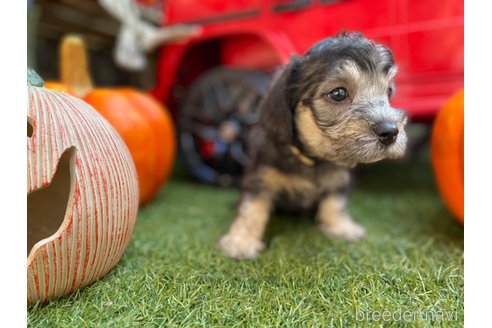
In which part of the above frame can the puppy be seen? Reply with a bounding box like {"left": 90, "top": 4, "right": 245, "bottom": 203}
{"left": 219, "top": 32, "right": 408, "bottom": 260}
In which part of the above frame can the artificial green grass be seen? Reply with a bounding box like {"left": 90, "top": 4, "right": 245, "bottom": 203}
{"left": 27, "top": 149, "right": 463, "bottom": 327}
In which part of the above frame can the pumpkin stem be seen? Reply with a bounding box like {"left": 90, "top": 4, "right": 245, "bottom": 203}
{"left": 59, "top": 34, "right": 94, "bottom": 97}
{"left": 27, "top": 68, "right": 45, "bottom": 87}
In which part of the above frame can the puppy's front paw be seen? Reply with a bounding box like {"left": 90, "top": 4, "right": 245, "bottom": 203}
{"left": 320, "top": 219, "right": 366, "bottom": 241}
{"left": 219, "top": 232, "right": 266, "bottom": 260}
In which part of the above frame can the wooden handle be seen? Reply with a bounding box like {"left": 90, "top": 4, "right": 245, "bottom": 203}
{"left": 59, "top": 34, "right": 94, "bottom": 97}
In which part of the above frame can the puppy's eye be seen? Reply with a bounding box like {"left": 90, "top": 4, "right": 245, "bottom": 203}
{"left": 327, "top": 87, "right": 348, "bottom": 102}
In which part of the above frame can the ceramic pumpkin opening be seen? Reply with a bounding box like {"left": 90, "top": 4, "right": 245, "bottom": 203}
{"left": 27, "top": 119, "right": 33, "bottom": 137}
{"left": 27, "top": 146, "right": 76, "bottom": 257}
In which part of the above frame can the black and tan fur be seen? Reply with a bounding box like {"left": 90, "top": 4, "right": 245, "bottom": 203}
{"left": 219, "top": 32, "right": 408, "bottom": 259}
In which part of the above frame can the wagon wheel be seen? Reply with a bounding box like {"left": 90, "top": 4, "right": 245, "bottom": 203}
{"left": 178, "top": 67, "right": 271, "bottom": 187}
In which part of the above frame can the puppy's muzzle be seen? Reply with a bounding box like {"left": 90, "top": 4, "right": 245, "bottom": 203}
{"left": 373, "top": 121, "right": 399, "bottom": 146}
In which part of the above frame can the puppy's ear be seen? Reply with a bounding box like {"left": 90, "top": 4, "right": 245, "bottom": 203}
{"left": 260, "top": 56, "right": 301, "bottom": 144}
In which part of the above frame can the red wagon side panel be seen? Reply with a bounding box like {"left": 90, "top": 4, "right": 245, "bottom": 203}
{"left": 152, "top": 0, "right": 463, "bottom": 121}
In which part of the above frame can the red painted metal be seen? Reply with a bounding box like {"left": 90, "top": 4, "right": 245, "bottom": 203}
{"left": 152, "top": 0, "right": 463, "bottom": 120}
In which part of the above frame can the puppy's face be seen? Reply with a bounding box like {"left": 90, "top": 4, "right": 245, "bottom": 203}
{"left": 260, "top": 33, "right": 408, "bottom": 167}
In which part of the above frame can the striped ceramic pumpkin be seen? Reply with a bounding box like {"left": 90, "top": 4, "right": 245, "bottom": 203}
{"left": 27, "top": 70, "right": 139, "bottom": 304}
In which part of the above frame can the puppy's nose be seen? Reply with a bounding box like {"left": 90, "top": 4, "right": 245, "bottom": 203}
{"left": 373, "top": 121, "right": 399, "bottom": 146}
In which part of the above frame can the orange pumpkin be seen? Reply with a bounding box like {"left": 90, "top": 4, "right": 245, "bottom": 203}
{"left": 47, "top": 35, "right": 176, "bottom": 205}
{"left": 84, "top": 88, "right": 175, "bottom": 205}
{"left": 43, "top": 82, "right": 75, "bottom": 95}
{"left": 430, "top": 90, "right": 464, "bottom": 223}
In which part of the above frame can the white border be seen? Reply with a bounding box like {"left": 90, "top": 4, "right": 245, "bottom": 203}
{"left": 0, "top": 1, "right": 478, "bottom": 326}
{"left": 1, "top": 0, "right": 27, "bottom": 325}
{"left": 465, "top": 1, "right": 492, "bottom": 327}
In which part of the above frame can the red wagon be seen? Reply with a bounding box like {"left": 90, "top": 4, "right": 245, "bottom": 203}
{"left": 150, "top": 0, "right": 464, "bottom": 186}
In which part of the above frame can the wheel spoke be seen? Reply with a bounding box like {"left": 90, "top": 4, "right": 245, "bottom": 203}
{"left": 238, "top": 92, "right": 261, "bottom": 125}
{"left": 213, "top": 79, "right": 231, "bottom": 113}
{"left": 180, "top": 118, "right": 217, "bottom": 140}
{"left": 228, "top": 87, "right": 248, "bottom": 114}
{"left": 229, "top": 141, "right": 250, "bottom": 166}
{"left": 202, "top": 88, "right": 221, "bottom": 122}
